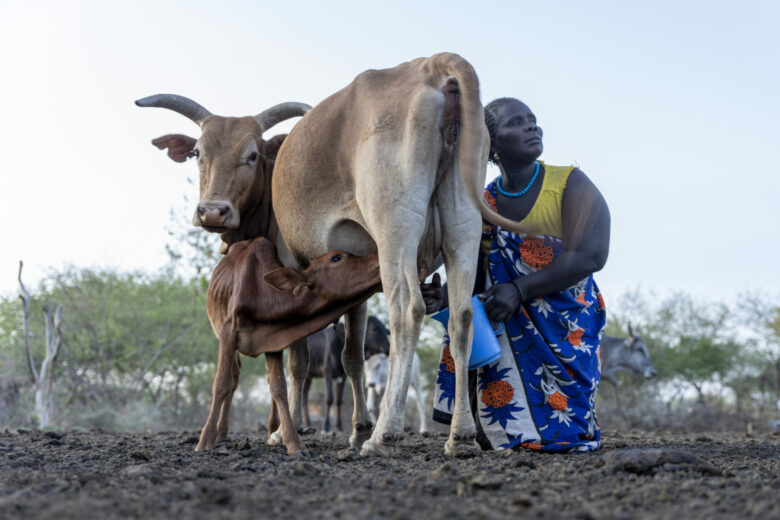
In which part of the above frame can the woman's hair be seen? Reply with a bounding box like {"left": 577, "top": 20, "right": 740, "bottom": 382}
{"left": 484, "top": 97, "right": 519, "bottom": 164}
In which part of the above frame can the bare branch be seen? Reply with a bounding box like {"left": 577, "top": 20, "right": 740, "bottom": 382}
{"left": 134, "top": 324, "right": 196, "bottom": 387}
{"left": 18, "top": 261, "right": 38, "bottom": 384}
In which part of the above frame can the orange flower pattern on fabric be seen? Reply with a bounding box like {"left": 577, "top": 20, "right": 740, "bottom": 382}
{"left": 520, "top": 442, "right": 543, "bottom": 451}
{"left": 484, "top": 190, "right": 498, "bottom": 212}
{"left": 441, "top": 346, "right": 455, "bottom": 373}
{"left": 519, "top": 237, "right": 554, "bottom": 270}
{"left": 548, "top": 391, "right": 569, "bottom": 411}
{"left": 597, "top": 293, "right": 606, "bottom": 312}
{"left": 481, "top": 380, "right": 514, "bottom": 408}
{"left": 567, "top": 328, "right": 584, "bottom": 346}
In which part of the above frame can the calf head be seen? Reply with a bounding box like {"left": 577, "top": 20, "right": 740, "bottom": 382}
{"left": 625, "top": 322, "right": 657, "bottom": 379}
{"left": 365, "top": 353, "right": 389, "bottom": 394}
{"left": 136, "top": 94, "right": 310, "bottom": 251}
{"left": 264, "top": 250, "right": 381, "bottom": 306}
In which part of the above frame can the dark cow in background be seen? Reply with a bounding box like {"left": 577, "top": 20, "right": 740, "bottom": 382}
{"left": 304, "top": 316, "right": 391, "bottom": 432}
{"left": 304, "top": 324, "right": 346, "bottom": 432}
{"left": 601, "top": 323, "right": 657, "bottom": 407}
{"left": 198, "top": 236, "right": 381, "bottom": 454}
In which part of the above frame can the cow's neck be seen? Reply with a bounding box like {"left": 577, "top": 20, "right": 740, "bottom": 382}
{"left": 218, "top": 188, "right": 297, "bottom": 267}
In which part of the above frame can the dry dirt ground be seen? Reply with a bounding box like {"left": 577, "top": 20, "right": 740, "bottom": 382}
{"left": 1, "top": 428, "right": 778, "bottom": 519}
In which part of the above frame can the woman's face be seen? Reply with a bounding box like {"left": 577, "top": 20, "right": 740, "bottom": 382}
{"left": 493, "top": 99, "right": 543, "bottom": 164}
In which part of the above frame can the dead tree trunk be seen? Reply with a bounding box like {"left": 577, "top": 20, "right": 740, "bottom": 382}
{"left": 18, "top": 261, "right": 64, "bottom": 428}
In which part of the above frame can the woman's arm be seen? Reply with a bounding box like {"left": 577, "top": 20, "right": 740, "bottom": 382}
{"left": 483, "top": 168, "right": 610, "bottom": 321}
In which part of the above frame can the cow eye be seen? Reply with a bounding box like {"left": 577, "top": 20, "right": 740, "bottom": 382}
{"left": 192, "top": 149, "right": 200, "bottom": 159}
{"left": 330, "top": 254, "right": 342, "bottom": 263}
{"left": 247, "top": 152, "right": 258, "bottom": 165}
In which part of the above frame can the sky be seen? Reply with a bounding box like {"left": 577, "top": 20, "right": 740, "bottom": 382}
{"left": 2, "top": 0, "right": 779, "bottom": 308}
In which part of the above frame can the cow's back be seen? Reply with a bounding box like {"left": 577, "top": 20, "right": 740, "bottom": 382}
{"left": 272, "top": 54, "right": 465, "bottom": 263}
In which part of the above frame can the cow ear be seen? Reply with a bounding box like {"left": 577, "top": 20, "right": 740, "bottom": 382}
{"left": 263, "top": 267, "right": 308, "bottom": 293}
{"left": 151, "top": 134, "right": 198, "bottom": 163}
{"left": 262, "top": 134, "right": 287, "bottom": 161}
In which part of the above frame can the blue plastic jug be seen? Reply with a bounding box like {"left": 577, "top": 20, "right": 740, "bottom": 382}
{"left": 430, "top": 294, "right": 503, "bottom": 370}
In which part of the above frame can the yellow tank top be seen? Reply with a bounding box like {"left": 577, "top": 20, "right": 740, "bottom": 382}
{"left": 516, "top": 162, "right": 574, "bottom": 239}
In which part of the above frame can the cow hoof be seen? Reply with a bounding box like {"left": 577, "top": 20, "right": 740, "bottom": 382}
{"left": 267, "top": 429, "right": 284, "bottom": 447}
{"left": 195, "top": 433, "right": 217, "bottom": 452}
{"left": 444, "top": 436, "right": 479, "bottom": 458}
{"left": 290, "top": 448, "right": 311, "bottom": 459}
{"left": 298, "top": 427, "right": 317, "bottom": 436}
{"left": 359, "top": 438, "right": 397, "bottom": 457}
{"left": 349, "top": 421, "right": 373, "bottom": 448}
{"left": 194, "top": 441, "right": 214, "bottom": 452}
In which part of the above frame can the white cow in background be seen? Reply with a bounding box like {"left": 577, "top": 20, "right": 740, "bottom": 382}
{"left": 365, "top": 352, "right": 428, "bottom": 434}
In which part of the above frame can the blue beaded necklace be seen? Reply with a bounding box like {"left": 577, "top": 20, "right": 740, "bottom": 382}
{"left": 496, "top": 161, "right": 540, "bottom": 198}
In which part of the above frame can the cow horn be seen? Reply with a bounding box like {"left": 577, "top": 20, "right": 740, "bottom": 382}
{"left": 135, "top": 94, "right": 212, "bottom": 127}
{"left": 254, "top": 102, "right": 312, "bottom": 132}
{"left": 628, "top": 321, "right": 634, "bottom": 337}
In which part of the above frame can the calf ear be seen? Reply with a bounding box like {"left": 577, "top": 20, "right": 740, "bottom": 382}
{"left": 151, "top": 134, "right": 198, "bottom": 163}
{"left": 264, "top": 267, "right": 309, "bottom": 295}
{"left": 262, "top": 134, "right": 287, "bottom": 161}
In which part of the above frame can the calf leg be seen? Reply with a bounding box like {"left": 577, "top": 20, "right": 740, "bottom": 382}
{"left": 196, "top": 325, "right": 235, "bottom": 451}
{"left": 266, "top": 351, "right": 308, "bottom": 456}
{"left": 216, "top": 352, "right": 242, "bottom": 441}
{"left": 270, "top": 337, "right": 310, "bottom": 444}
{"left": 342, "top": 303, "right": 374, "bottom": 447}
{"left": 267, "top": 398, "right": 280, "bottom": 444}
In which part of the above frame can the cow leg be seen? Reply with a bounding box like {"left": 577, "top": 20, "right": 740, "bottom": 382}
{"left": 335, "top": 378, "right": 346, "bottom": 432}
{"left": 323, "top": 371, "right": 334, "bottom": 432}
{"left": 266, "top": 351, "right": 308, "bottom": 457}
{"left": 361, "top": 249, "right": 427, "bottom": 456}
{"left": 342, "top": 303, "right": 374, "bottom": 447}
{"left": 436, "top": 170, "right": 483, "bottom": 457}
{"left": 196, "top": 326, "right": 235, "bottom": 451}
{"left": 302, "top": 376, "right": 312, "bottom": 429}
{"left": 216, "top": 351, "right": 241, "bottom": 442}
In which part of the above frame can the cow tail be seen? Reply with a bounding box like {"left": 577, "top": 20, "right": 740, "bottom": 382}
{"left": 434, "top": 53, "right": 530, "bottom": 234}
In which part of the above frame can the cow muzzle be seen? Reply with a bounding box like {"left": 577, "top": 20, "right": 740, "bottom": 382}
{"left": 193, "top": 201, "right": 239, "bottom": 230}
{"left": 645, "top": 368, "right": 658, "bottom": 379}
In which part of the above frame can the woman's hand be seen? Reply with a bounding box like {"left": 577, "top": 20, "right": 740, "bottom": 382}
{"left": 481, "top": 281, "right": 524, "bottom": 323}
{"left": 420, "top": 273, "right": 443, "bottom": 314}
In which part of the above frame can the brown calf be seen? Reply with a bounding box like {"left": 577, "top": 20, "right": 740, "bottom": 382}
{"left": 197, "top": 236, "right": 380, "bottom": 454}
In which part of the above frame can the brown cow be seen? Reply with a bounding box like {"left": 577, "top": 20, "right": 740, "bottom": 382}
{"left": 136, "top": 95, "right": 316, "bottom": 445}
{"left": 198, "top": 236, "right": 381, "bottom": 454}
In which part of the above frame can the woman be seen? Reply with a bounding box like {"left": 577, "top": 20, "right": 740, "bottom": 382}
{"left": 425, "top": 97, "right": 610, "bottom": 452}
